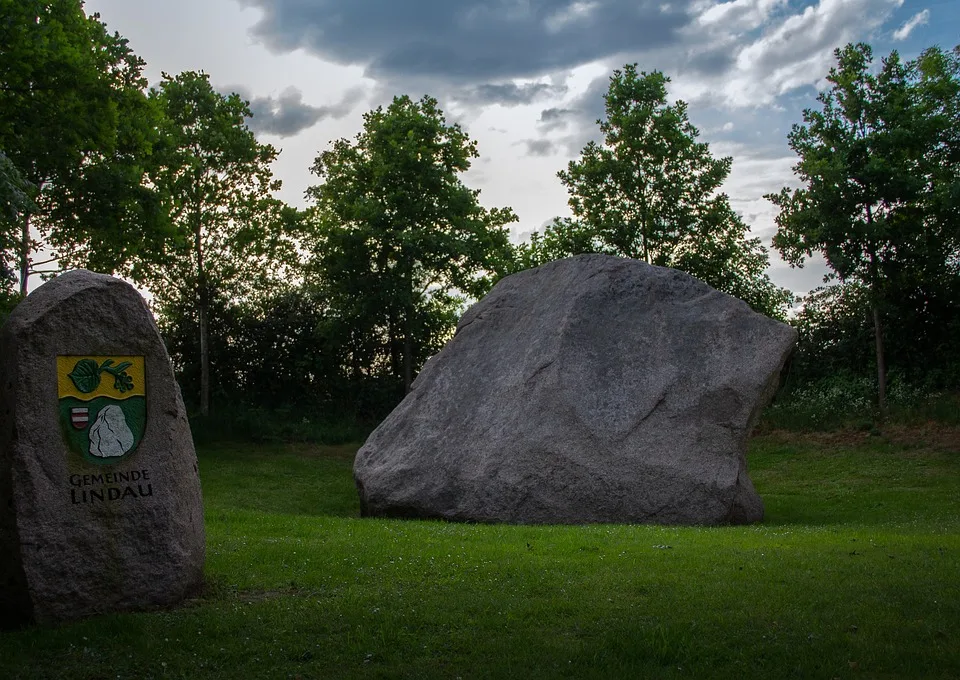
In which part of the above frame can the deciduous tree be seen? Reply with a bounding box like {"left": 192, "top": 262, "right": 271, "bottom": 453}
{"left": 0, "top": 0, "right": 166, "bottom": 293}
{"left": 768, "top": 43, "right": 960, "bottom": 416}
{"left": 0, "top": 150, "right": 33, "bottom": 316}
{"left": 540, "top": 64, "right": 791, "bottom": 318}
{"left": 145, "top": 71, "right": 296, "bottom": 416}
{"left": 306, "top": 94, "right": 517, "bottom": 393}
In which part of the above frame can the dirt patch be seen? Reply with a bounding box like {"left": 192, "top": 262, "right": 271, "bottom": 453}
{"left": 881, "top": 423, "right": 960, "bottom": 453}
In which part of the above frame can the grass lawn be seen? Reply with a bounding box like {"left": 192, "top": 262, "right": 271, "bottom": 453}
{"left": 1, "top": 428, "right": 958, "bottom": 679}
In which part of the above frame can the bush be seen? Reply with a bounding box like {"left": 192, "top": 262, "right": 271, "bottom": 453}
{"left": 762, "top": 373, "right": 960, "bottom": 431}
{"left": 188, "top": 404, "right": 376, "bottom": 446}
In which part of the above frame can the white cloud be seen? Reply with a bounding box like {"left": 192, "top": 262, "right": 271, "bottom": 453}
{"left": 675, "top": 0, "right": 903, "bottom": 107}
{"left": 545, "top": 1, "right": 601, "bottom": 34}
{"left": 892, "top": 9, "right": 930, "bottom": 41}
{"left": 697, "top": 0, "right": 788, "bottom": 31}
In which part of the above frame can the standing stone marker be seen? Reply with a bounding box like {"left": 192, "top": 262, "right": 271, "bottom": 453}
{"left": 0, "top": 270, "right": 205, "bottom": 627}
{"left": 355, "top": 254, "right": 797, "bottom": 526}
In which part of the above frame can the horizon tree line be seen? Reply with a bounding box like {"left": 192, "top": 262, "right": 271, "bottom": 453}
{"left": 2, "top": 1, "right": 957, "bottom": 421}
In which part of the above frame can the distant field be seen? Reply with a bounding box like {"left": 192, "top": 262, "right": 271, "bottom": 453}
{"left": 1, "top": 429, "right": 958, "bottom": 679}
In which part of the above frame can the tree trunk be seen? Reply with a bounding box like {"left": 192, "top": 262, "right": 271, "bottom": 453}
{"left": 199, "top": 287, "right": 210, "bottom": 417}
{"left": 19, "top": 213, "right": 31, "bottom": 296}
{"left": 388, "top": 310, "right": 401, "bottom": 381}
{"left": 403, "top": 328, "right": 412, "bottom": 395}
{"left": 195, "top": 214, "right": 210, "bottom": 417}
{"left": 872, "top": 302, "right": 887, "bottom": 424}
{"left": 864, "top": 210, "right": 886, "bottom": 426}
{"left": 402, "top": 265, "right": 414, "bottom": 394}
{"left": 350, "top": 330, "right": 362, "bottom": 380}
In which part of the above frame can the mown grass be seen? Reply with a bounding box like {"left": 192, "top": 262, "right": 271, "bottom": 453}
{"left": 1, "top": 431, "right": 958, "bottom": 679}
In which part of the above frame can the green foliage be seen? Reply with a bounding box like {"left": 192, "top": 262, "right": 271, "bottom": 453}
{"left": 306, "top": 94, "right": 517, "bottom": 392}
{"left": 0, "top": 0, "right": 167, "bottom": 291}
{"left": 768, "top": 43, "right": 960, "bottom": 410}
{"left": 0, "top": 151, "right": 34, "bottom": 222}
{"left": 0, "top": 289, "right": 21, "bottom": 326}
{"left": 0, "top": 151, "right": 33, "bottom": 282}
{"left": 526, "top": 64, "right": 792, "bottom": 318}
{"left": 188, "top": 407, "right": 373, "bottom": 446}
{"left": 787, "top": 281, "right": 960, "bottom": 390}
{"left": 513, "top": 217, "right": 597, "bottom": 270}
{"left": 145, "top": 71, "right": 297, "bottom": 415}
{"left": 145, "top": 70, "right": 291, "bottom": 292}
{"left": 788, "top": 283, "right": 874, "bottom": 383}
{"left": 0, "top": 151, "right": 32, "bottom": 298}
{"left": 763, "top": 374, "right": 959, "bottom": 431}
{"left": 160, "top": 283, "right": 406, "bottom": 424}
{"left": 770, "top": 43, "right": 960, "bottom": 285}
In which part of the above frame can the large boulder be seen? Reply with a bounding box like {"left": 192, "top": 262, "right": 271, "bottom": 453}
{"left": 354, "top": 254, "right": 796, "bottom": 526}
{"left": 0, "top": 270, "right": 205, "bottom": 627}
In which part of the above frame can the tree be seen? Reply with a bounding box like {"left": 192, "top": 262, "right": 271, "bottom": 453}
{"left": 786, "top": 280, "right": 960, "bottom": 391}
{"left": 0, "top": 0, "right": 166, "bottom": 293}
{"left": 306, "top": 94, "right": 517, "bottom": 393}
{"left": 0, "top": 151, "right": 33, "bottom": 273}
{"left": 144, "top": 71, "right": 296, "bottom": 416}
{"left": 768, "top": 43, "right": 960, "bottom": 417}
{"left": 540, "top": 64, "right": 791, "bottom": 318}
{"left": 0, "top": 150, "right": 34, "bottom": 317}
{"left": 514, "top": 217, "right": 595, "bottom": 271}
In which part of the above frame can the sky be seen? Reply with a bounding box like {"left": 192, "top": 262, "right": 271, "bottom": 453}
{"left": 83, "top": 0, "right": 958, "bottom": 297}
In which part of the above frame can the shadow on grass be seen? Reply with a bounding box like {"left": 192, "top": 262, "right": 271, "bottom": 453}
{"left": 750, "top": 430, "right": 960, "bottom": 528}
{"left": 199, "top": 429, "right": 960, "bottom": 531}
{"left": 198, "top": 442, "right": 362, "bottom": 519}
{"left": 2, "top": 431, "right": 958, "bottom": 679}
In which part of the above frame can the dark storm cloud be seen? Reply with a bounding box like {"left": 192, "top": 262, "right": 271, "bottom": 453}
{"left": 552, "top": 74, "right": 610, "bottom": 153}
{"left": 238, "top": 0, "right": 692, "bottom": 85}
{"left": 523, "top": 139, "right": 558, "bottom": 157}
{"left": 460, "top": 82, "right": 568, "bottom": 107}
{"left": 231, "top": 86, "right": 367, "bottom": 137}
{"left": 538, "top": 107, "right": 576, "bottom": 131}
{"left": 685, "top": 45, "right": 737, "bottom": 76}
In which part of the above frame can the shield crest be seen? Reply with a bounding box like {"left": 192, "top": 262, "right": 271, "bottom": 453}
{"left": 58, "top": 356, "right": 146, "bottom": 464}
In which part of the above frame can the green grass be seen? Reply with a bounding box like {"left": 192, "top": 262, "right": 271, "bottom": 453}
{"left": 1, "top": 432, "right": 958, "bottom": 679}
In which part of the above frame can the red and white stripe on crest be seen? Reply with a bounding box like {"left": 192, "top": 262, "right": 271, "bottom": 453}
{"left": 70, "top": 407, "right": 89, "bottom": 429}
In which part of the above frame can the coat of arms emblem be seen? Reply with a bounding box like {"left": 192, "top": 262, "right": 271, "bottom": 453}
{"left": 58, "top": 356, "right": 146, "bottom": 464}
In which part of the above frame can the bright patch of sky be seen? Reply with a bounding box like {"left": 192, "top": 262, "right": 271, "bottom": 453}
{"left": 84, "top": 0, "right": 956, "bottom": 297}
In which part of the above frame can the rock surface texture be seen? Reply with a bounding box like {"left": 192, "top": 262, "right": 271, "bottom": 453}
{"left": 0, "top": 270, "right": 204, "bottom": 627}
{"left": 355, "top": 254, "right": 797, "bottom": 526}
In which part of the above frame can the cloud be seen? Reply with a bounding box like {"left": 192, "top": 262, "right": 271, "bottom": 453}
{"left": 238, "top": 0, "right": 908, "bottom": 115}
{"left": 892, "top": 9, "right": 930, "bottom": 41}
{"left": 457, "top": 82, "right": 568, "bottom": 107}
{"left": 696, "top": 0, "right": 789, "bottom": 31}
{"left": 239, "top": 0, "right": 691, "bottom": 85}
{"left": 523, "top": 139, "right": 559, "bottom": 157}
{"left": 532, "top": 73, "right": 610, "bottom": 156}
{"left": 231, "top": 85, "right": 367, "bottom": 137}
{"left": 673, "top": 0, "right": 904, "bottom": 107}
{"left": 538, "top": 107, "right": 577, "bottom": 132}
